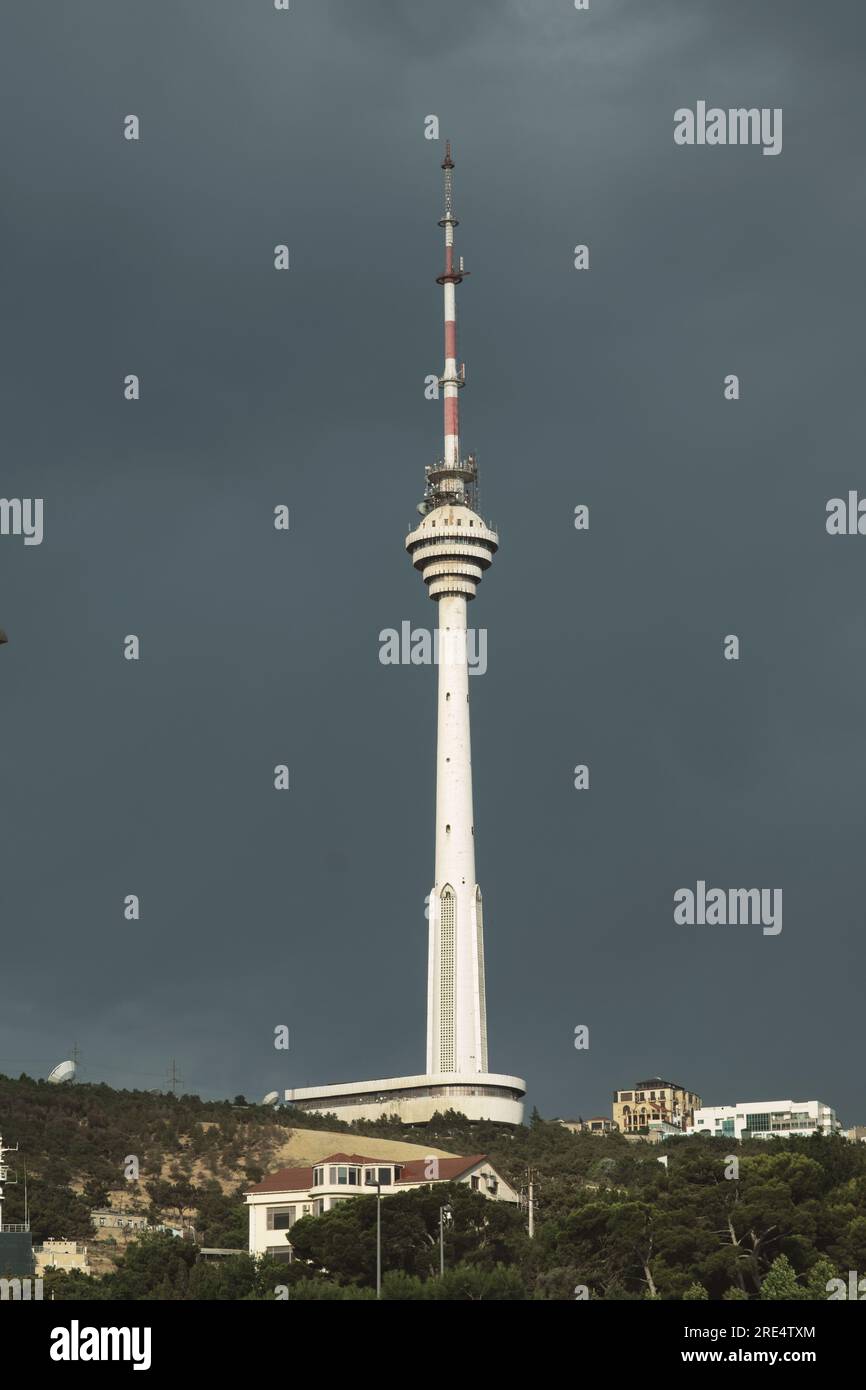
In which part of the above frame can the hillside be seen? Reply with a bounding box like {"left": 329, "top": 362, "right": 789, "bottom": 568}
{"left": 256, "top": 1127, "right": 456, "bottom": 1165}
{"left": 0, "top": 1073, "right": 458, "bottom": 1254}
{"left": 5, "top": 1075, "right": 866, "bottom": 1302}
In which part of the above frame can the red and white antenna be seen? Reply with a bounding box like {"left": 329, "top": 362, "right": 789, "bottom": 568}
{"left": 415, "top": 141, "right": 480, "bottom": 517}
{"left": 436, "top": 140, "right": 467, "bottom": 474}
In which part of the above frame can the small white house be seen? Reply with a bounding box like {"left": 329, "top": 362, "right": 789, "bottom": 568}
{"left": 245, "top": 1151, "right": 518, "bottom": 1262}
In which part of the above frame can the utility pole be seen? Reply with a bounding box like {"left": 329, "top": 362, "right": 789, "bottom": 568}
{"left": 364, "top": 1171, "right": 383, "bottom": 1298}
{"left": 376, "top": 1182, "right": 382, "bottom": 1299}
{"left": 166, "top": 1058, "right": 182, "bottom": 1096}
{"left": 439, "top": 1203, "right": 452, "bottom": 1276}
{"left": 527, "top": 1167, "right": 535, "bottom": 1239}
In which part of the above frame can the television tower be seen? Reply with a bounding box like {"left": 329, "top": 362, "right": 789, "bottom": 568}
{"left": 279, "top": 145, "right": 524, "bottom": 1126}
{"left": 406, "top": 142, "right": 499, "bottom": 1076}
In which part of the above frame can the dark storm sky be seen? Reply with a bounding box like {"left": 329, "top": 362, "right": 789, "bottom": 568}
{"left": 1, "top": 0, "right": 864, "bottom": 1123}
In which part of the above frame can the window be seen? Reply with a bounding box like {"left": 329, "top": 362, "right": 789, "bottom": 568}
{"left": 329, "top": 1167, "right": 337, "bottom": 1184}
{"left": 266, "top": 1205, "right": 296, "bottom": 1231}
{"left": 337, "top": 1166, "right": 348, "bottom": 1184}
{"left": 471, "top": 1176, "right": 480, "bottom": 1191}
{"left": 476, "top": 887, "right": 488, "bottom": 1071}
{"left": 746, "top": 1113, "right": 771, "bottom": 1132}
{"left": 438, "top": 886, "right": 456, "bottom": 1071}
{"left": 313, "top": 1168, "right": 321, "bottom": 1186}
{"left": 266, "top": 1246, "right": 293, "bottom": 1264}
{"left": 378, "top": 1168, "right": 392, "bottom": 1186}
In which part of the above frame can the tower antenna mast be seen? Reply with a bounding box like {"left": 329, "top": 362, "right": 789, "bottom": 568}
{"left": 416, "top": 141, "right": 477, "bottom": 516}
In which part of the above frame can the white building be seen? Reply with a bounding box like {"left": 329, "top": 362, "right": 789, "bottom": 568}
{"left": 34, "top": 1240, "right": 90, "bottom": 1275}
{"left": 689, "top": 1099, "right": 839, "bottom": 1140}
{"left": 285, "top": 1073, "right": 527, "bottom": 1127}
{"left": 246, "top": 1151, "right": 518, "bottom": 1261}
{"left": 276, "top": 144, "right": 524, "bottom": 1129}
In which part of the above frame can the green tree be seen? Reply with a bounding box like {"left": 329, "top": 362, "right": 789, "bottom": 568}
{"left": 761, "top": 1254, "right": 805, "bottom": 1300}
{"left": 145, "top": 1179, "right": 199, "bottom": 1230}
{"left": 103, "top": 1233, "right": 198, "bottom": 1300}
{"left": 803, "top": 1257, "right": 839, "bottom": 1301}
{"left": 288, "top": 1182, "right": 525, "bottom": 1287}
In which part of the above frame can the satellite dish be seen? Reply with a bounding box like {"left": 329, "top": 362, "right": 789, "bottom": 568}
{"left": 261, "top": 1091, "right": 279, "bottom": 1106}
{"left": 47, "top": 1059, "right": 76, "bottom": 1084}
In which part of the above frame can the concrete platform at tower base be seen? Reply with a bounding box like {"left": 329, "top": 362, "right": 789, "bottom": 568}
{"left": 283, "top": 1072, "right": 526, "bottom": 1126}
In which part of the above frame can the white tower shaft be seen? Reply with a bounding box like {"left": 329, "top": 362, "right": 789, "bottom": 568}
{"left": 426, "top": 594, "right": 487, "bottom": 1073}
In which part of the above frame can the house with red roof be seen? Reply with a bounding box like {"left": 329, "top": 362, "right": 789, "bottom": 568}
{"left": 245, "top": 1152, "right": 518, "bottom": 1260}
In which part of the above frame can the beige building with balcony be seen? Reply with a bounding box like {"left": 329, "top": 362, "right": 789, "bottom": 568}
{"left": 613, "top": 1077, "right": 701, "bottom": 1135}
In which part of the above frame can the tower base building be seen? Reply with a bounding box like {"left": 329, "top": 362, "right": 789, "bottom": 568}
{"left": 283, "top": 1072, "right": 525, "bottom": 1127}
